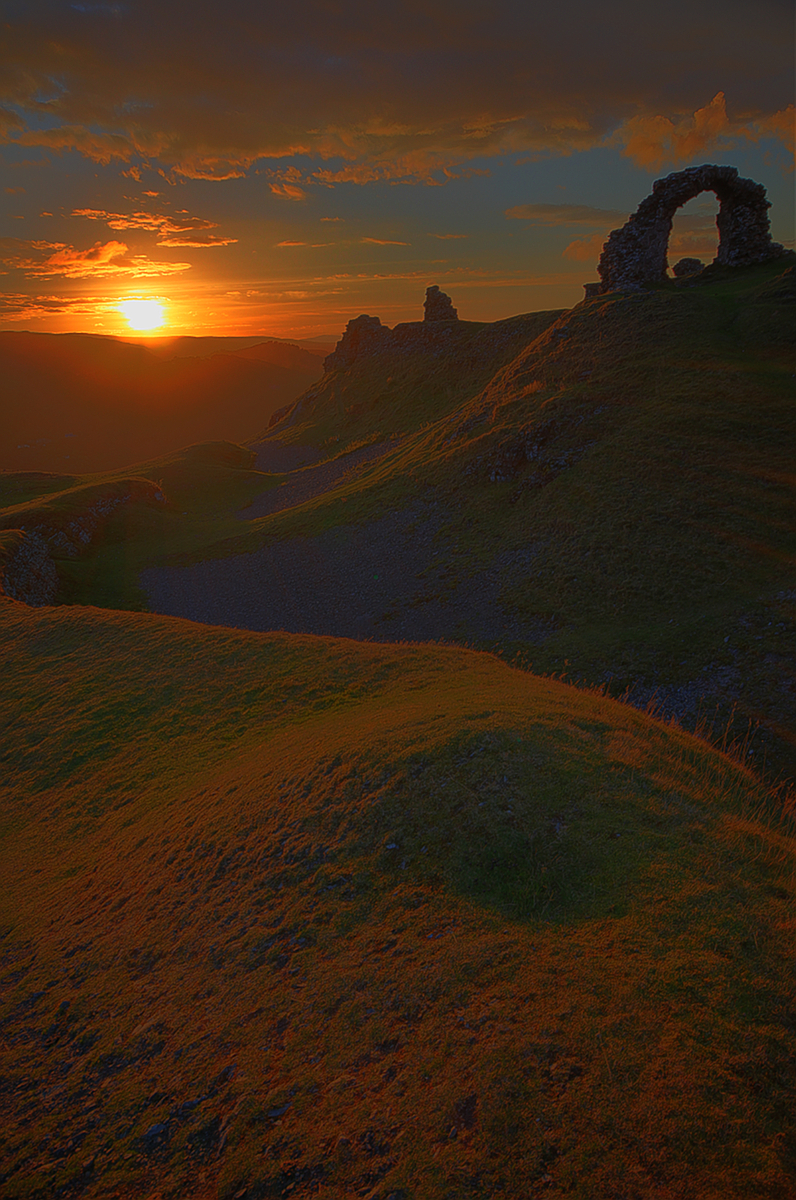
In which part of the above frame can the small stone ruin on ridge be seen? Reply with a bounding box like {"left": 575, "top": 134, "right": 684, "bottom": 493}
{"left": 423, "top": 284, "right": 458, "bottom": 321}
{"left": 584, "top": 164, "right": 787, "bottom": 297}
{"left": 324, "top": 286, "right": 460, "bottom": 370}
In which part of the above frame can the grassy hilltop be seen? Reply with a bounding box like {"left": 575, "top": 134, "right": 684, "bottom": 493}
{"left": 2, "top": 258, "right": 795, "bottom": 1198}
{"left": 1, "top": 600, "right": 795, "bottom": 1199}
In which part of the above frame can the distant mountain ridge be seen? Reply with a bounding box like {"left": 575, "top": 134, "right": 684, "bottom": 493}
{"left": 114, "top": 333, "right": 333, "bottom": 363}
{"left": 0, "top": 330, "right": 323, "bottom": 473}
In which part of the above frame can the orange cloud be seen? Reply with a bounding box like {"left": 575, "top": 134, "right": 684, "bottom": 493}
{"left": 14, "top": 124, "right": 137, "bottom": 165}
{"left": 0, "top": 238, "right": 191, "bottom": 278}
{"left": 0, "top": 8, "right": 792, "bottom": 183}
{"left": 156, "top": 235, "right": 236, "bottom": 247}
{"left": 71, "top": 208, "right": 237, "bottom": 246}
{"left": 0, "top": 291, "right": 114, "bottom": 320}
{"left": 269, "top": 183, "right": 306, "bottom": 201}
{"left": 506, "top": 203, "right": 626, "bottom": 226}
{"left": 615, "top": 93, "right": 730, "bottom": 170}
{"left": 562, "top": 233, "right": 606, "bottom": 262}
{"left": 741, "top": 106, "right": 796, "bottom": 160}
{"left": 361, "top": 237, "right": 410, "bottom": 246}
{"left": 614, "top": 93, "right": 796, "bottom": 172}
{"left": 309, "top": 152, "right": 481, "bottom": 188}
{"left": 172, "top": 160, "right": 249, "bottom": 181}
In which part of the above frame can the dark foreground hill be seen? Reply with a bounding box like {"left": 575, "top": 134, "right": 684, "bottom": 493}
{"left": 0, "top": 332, "right": 323, "bottom": 474}
{"left": 1, "top": 598, "right": 794, "bottom": 1199}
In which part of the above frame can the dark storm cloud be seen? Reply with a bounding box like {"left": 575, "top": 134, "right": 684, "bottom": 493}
{"left": 0, "top": 0, "right": 792, "bottom": 180}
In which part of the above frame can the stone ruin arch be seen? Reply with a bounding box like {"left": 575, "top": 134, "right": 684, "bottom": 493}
{"left": 586, "top": 164, "right": 787, "bottom": 296}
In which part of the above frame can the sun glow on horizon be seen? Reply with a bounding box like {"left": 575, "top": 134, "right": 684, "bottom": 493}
{"left": 119, "top": 298, "right": 166, "bottom": 331}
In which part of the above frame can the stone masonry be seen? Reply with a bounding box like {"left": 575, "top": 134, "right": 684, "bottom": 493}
{"left": 585, "top": 164, "right": 786, "bottom": 296}
{"left": 423, "top": 285, "right": 458, "bottom": 321}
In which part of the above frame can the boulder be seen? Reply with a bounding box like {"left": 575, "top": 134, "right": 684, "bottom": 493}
{"left": 672, "top": 257, "right": 705, "bottom": 277}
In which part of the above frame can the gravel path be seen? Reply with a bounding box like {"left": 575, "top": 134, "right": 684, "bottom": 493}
{"left": 140, "top": 496, "right": 551, "bottom": 646}
{"left": 239, "top": 438, "right": 403, "bottom": 520}
{"left": 247, "top": 441, "right": 321, "bottom": 473}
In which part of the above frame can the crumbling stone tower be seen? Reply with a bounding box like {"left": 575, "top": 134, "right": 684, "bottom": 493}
{"left": 585, "top": 164, "right": 786, "bottom": 296}
{"left": 423, "top": 285, "right": 458, "bottom": 321}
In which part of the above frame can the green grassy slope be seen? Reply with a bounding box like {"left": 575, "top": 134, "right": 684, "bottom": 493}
{"left": 137, "top": 259, "right": 794, "bottom": 781}
{"left": 0, "top": 442, "right": 276, "bottom": 609}
{"left": 4, "top": 263, "right": 793, "bottom": 777}
{"left": 249, "top": 309, "right": 564, "bottom": 450}
{"left": 1, "top": 597, "right": 794, "bottom": 1199}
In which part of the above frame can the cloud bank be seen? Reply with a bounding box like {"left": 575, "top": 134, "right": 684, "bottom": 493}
{"left": 0, "top": 238, "right": 191, "bottom": 278}
{"left": 1, "top": 1, "right": 792, "bottom": 182}
{"left": 71, "top": 208, "right": 238, "bottom": 247}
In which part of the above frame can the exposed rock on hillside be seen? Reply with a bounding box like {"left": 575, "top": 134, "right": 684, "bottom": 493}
{"left": 323, "top": 287, "right": 461, "bottom": 373}
{"left": 423, "top": 284, "right": 458, "bottom": 321}
{"left": 673, "top": 257, "right": 704, "bottom": 277}
{"left": 262, "top": 304, "right": 561, "bottom": 435}
{"left": 1, "top": 479, "right": 165, "bottom": 606}
{"left": 322, "top": 314, "right": 391, "bottom": 371}
{"left": 1, "top": 530, "right": 59, "bottom": 606}
{"left": 586, "top": 164, "right": 787, "bottom": 295}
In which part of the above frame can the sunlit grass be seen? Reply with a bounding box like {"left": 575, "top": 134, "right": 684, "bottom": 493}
{"left": 1, "top": 600, "right": 794, "bottom": 1198}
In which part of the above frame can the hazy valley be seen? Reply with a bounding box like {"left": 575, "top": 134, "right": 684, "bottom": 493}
{"left": 0, "top": 333, "right": 326, "bottom": 475}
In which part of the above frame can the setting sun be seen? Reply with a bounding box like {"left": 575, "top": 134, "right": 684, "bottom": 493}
{"left": 119, "top": 298, "right": 165, "bottom": 331}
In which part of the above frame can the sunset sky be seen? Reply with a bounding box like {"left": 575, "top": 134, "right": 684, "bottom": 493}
{"left": 1, "top": 0, "right": 793, "bottom": 340}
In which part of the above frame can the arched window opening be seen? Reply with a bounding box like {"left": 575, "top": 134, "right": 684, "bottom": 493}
{"left": 668, "top": 193, "right": 719, "bottom": 276}
{"left": 585, "top": 165, "right": 787, "bottom": 297}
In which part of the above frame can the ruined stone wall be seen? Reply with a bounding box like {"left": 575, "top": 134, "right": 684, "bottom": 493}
{"left": 586, "top": 164, "right": 786, "bottom": 296}
{"left": 322, "top": 286, "right": 461, "bottom": 373}
{"left": 423, "top": 285, "right": 458, "bottom": 321}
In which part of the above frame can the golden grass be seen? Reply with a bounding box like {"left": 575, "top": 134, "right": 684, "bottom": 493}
{"left": 1, "top": 598, "right": 794, "bottom": 1198}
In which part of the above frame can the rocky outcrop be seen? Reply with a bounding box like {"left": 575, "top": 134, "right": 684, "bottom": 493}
{"left": 423, "top": 285, "right": 458, "bottom": 322}
{"left": 265, "top": 304, "right": 561, "bottom": 433}
{"left": 585, "top": 165, "right": 786, "bottom": 296}
{"left": 323, "top": 287, "right": 460, "bottom": 371}
{"left": 1, "top": 530, "right": 59, "bottom": 605}
{"left": 322, "top": 314, "right": 391, "bottom": 372}
{"left": 321, "top": 289, "right": 464, "bottom": 377}
{"left": 1, "top": 479, "right": 165, "bottom": 606}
